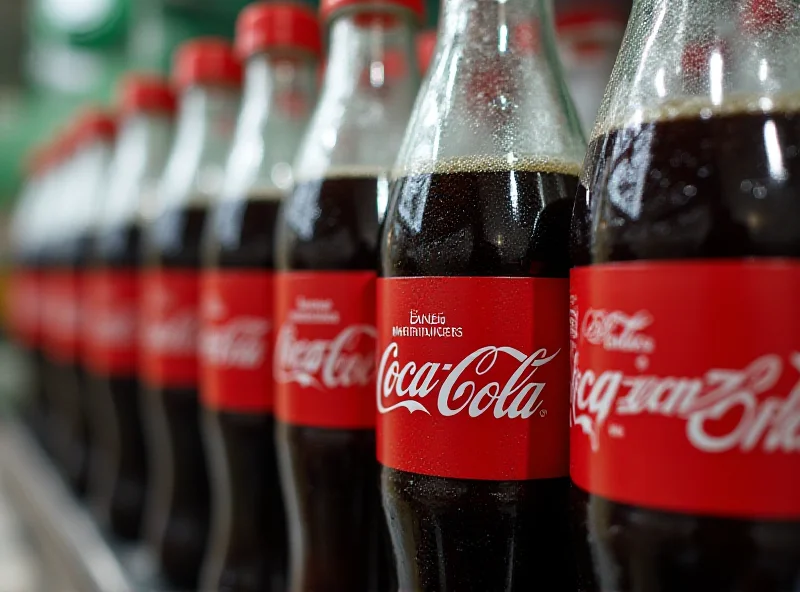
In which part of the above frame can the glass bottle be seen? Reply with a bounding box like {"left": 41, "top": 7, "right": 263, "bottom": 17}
{"left": 570, "top": 0, "right": 800, "bottom": 590}
{"left": 379, "top": 0, "right": 586, "bottom": 588}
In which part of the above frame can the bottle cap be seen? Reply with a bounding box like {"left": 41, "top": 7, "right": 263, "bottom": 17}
{"left": 173, "top": 38, "right": 244, "bottom": 90}
{"left": 74, "top": 108, "right": 118, "bottom": 148}
{"left": 237, "top": 3, "right": 323, "bottom": 59}
{"left": 119, "top": 73, "right": 178, "bottom": 117}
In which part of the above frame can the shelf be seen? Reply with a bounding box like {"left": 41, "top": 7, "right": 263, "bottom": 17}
{"left": 0, "top": 420, "right": 164, "bottom": 592}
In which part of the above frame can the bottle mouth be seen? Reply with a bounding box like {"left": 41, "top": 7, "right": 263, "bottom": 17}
{"left": 320, "top": 0, "right": 424, "bottom": 27}
{"left": 172, "top": 37, "right": 244, "bottom": 91}
{"left": 236, "top": 2, "right": 323, "bottom": 60}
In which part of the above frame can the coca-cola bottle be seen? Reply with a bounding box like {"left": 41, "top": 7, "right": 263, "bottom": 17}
{"left": 141, "top": 39, "right": 241, "bottom": 588}
{"left": 570, "top": 0, "right": 800, "bottom": 590}
{"left": 199, "top": 4, "right": 320, "bottom": 591}
{"left": 85, "top": 74, "right": 176, "bottom": 539}
{"left": 47, "top": 111, "right": 118, "bottom": 496}
{"left": 71, "top": 110, "right": 120, "bottom": 516}
{"left": 10, "top": 147, "right": 50, "bottom": 444}
{"left": 378, "top": 0, "right": 585, "bottom": 588}
{"left": 34, "top": 138, "right": 66, "bottom": 459}
{"left": 274, "top": 0, "right": 422, "bottom": 587}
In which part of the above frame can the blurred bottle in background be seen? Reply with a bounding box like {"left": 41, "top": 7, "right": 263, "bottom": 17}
{"left": 416, "top": 29, "right": 436, "bottom": 75}
{"left": 84, "top": 74, "right": 176, "bottom": 540}
{"left": 199, "top": 3, "right": 320, "bottom": 591}
{"left": 70, "top": 109, "right": 119, "bottom": 519}
{"left": 8, "top": 147, "right": 49, "bottom": 444}
{"left": 140, "top": 38, "right": 241, "bottom": 589}
{"left": 274, "top": 0, "right": 422, "bottom": 588}
{"left": 43, "top": 111, "right": 117, "bottom": 497}
{"left": 555, "top": 0, "right": 629, "bottom": 133}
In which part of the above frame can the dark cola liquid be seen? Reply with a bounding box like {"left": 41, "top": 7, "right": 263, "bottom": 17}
{"left": 144, "top": 204, "right": 209, "bottom": 589}
{"left": 201, "top": 194, "right": 287, "bottom": 592}
{"left": 276, "top": 174, "right": 391, "bottom": 591}
{"left": 571, "top": 108, "right": 800, "bottom": 592}
{"left": 91, "top": 220, "right": 146, "bottom": 539}
{"left": 381, "top": 159, "right": 580, "bottom": 591}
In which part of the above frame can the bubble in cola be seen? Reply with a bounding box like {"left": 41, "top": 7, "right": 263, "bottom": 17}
{"left": 274, "top": 0, "right": 422, "bottom": 587}
{"left": 570, "top": 1, "right": 800, "bottom": 590}
{"left": 378, "top": 0, "right": 586, "bottom": 588}
{"left": 140, "top": 38, "right": 242, "bottom": 589}
{"left": 198, "top": 4, "right": 320, "bottom": 591}
{"left": 84, "top": 74, "right": 176, "bottom": 540}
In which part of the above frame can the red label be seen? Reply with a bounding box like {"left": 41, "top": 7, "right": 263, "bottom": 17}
{"left": 274, "top": 271, "right": 376, "bottom": 428}
{"left": 377, "top": 277, "right": 570, "bottom": 481}
{"left": 44, "top": 270, "right": 80, "bottom": 362}
{"left": 140, "top": 268, "right": 199, "bottom": 388}
{"left": 200, "top": 270, "right": 274, "bottom": 412}
{"left": 9, "top": 269, "right": 40, "bottom": 347}
{"left": 84, "top": 269, "right": 139, "bottom": 375}
{"left": 570, "top": 261, "right": 800, "bottom": 519}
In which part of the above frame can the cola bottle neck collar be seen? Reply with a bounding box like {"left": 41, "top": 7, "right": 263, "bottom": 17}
{"left": 117, "top": 112, "right": 174, "bottom": 174}
{"left": 322, "top": 13, "right": 418, "bottom": 92}
{"left": 176, "top": 84, "right": 240, "bottom": 130}
{"left": 241, "top": 53, "right": 317, "bottom": 115}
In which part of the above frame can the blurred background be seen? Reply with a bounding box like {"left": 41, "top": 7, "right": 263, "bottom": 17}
{"left": 0, "top": 0, "right": 630, "bottom": 589}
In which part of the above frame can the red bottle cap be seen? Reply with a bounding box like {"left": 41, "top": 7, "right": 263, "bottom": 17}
{"left": 73, "top": 108, "right": 118, "bottom": 148}
{"left": 173, "top": 38, "right": 244, "bottom": 90}
{"left": 237, "top": 2, "right": 323, "bottom": 59}
{"left": 320, "top": 0, "right": 424, "bottom": 24}
{"left": 119, "top": 73, "right": 178, "bottom": 117}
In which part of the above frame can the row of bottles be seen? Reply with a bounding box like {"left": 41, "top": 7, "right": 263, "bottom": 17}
{"left": 8, "top": 0, "right": 799, "bottom": 591}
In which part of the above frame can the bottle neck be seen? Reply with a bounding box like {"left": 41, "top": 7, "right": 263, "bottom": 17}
{"left": 393, "top": 0, "right": 584, "bottom": 171}
{"left": 293, "top": 10, "right": 419, "bottom": 179}
{"left": 161, "top": 84, "right": 240, "bottom": 209}
{"left": 221, "top": 53, "right": 317, "bottom": 199}
{"left": 173, "top": 85, "right": 239, "bottom": 150}
{"left": 597, "top": 0, "right": 800, "bottom": 135}
{"left": 105, "top": 112, "right": 174, "bottom": 227}
{"left": 241, "top": 53, "right": 317, "bottom": 121}
{"left": 323, "top": 12, "right": 418, "bottom": 92}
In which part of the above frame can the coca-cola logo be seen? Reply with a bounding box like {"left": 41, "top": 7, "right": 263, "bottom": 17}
{"left": 144, "top": 312, "right": 198, "bottom": 355}
{"left": 582, "top": 308, "right": 655, "bottom": 354}
{"left": 143, "top": 282, "right": 197, "bottom": 356}
{"left": 90, "top": 307, "right": 137, "bottom": 346}
{"left": 274, "top": 323, "right": 376, "bottom": 390}
{"left": 377, "top": 343, "right": 560, "bottom": 419}
{"left": 201, "top": 317, "right": 269, "bottom": 369}
{"left": 573, "top": 335, "right": 800, "bottom": 456}
{"left": 48, "top": 289, "right": 79, "bottom": 336}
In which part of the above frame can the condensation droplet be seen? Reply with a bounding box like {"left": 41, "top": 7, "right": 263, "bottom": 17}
{"left": 740, "top": 180, "right": 754, "bottom": 193}
{"left": 697, "top": 166, "right": 710, "bottom": 178}
{"left": 753, "top": 186, "right": 768, "bottom": 199}
{"left": 683, "top": 185, "right": 698, "bottom": 197}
